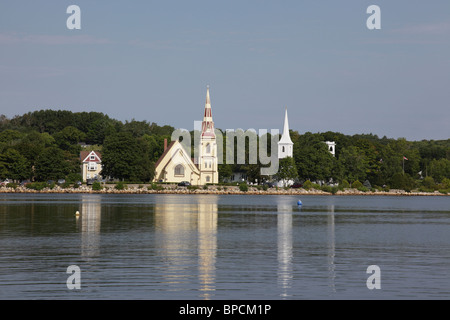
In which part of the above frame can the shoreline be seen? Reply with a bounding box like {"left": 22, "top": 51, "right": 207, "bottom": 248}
{"left": 0, "top": 185, "right": 448, "bottom": 196}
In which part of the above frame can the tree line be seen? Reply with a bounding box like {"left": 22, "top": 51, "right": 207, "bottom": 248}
{"left": 1, "top": 110, "right": 449, "bottom": 191}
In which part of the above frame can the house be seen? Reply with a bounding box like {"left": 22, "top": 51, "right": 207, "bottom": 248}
{"left": 80, "top": 150, "right": 102, "bottom": 182}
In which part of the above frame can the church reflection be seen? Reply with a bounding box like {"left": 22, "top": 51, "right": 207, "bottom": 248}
{"left": 79, "top": 194, "right": 102, "bottom": 259}
{"left": 154, "top": 195, "right": 218, "bottom": 299}
{"left": 277, "top": 200, "right": 293, "bottom": 298}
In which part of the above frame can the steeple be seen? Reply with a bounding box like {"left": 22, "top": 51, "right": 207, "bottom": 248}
{"left": 278, "top": 107, "right": 293, "bottom": 159}
{"left": 201, "top": 85, "right": 215, "bottom": 137}
{"left": 279, "top": 107, "right": 293, "bottom": 144}
{"left": 199, "top": 85, "right": 218, "bottom": 184}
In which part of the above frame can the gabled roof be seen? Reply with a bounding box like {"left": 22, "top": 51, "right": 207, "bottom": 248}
{"left": 154, "top": 140, "right": 199, "bottom": 175}
{"left": 80, "top": 150, "right": 102, "bottom": 163}
{"left": 154, "top": 141, "right": 176, "bottom": 169}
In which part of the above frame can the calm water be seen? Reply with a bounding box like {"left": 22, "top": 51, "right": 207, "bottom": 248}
{"left": 0, "top": 193, "right": 449, "bottom": 300}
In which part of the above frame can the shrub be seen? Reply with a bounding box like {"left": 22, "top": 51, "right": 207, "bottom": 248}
{"left": 262, "top": 184, "right": 268, "bottom": 191}
{"left": 339, "top": 179, "right": 350, "bottom": 189}
{"left": 303, "top": 180, "right": 313, "bottom": 190}
{"left": 441, "top": 178, "right": 450, "bottom": 189}
{"left": 148, "top": 183, "right": 164, "bottom": 191}
{"left": 115, "top": 181, "right": 127, "bottom": 190}
{"left": 26, "top": 182, "right": 47, "bottom": 191}
{"left": 389, "top": 173, "right": 415, "bottom": 192}
{"left": 92, "top": 181, "right": 102, "bottom": 191}
{"left": 422, "top": 176, "right": 436, "bottom": 190}
{"left": 6, "top": 183, "right": 18, "bottom": 189}
{"left": 239, "top": 183, "right": 248, "bottom": 192}
{"left": 351, "top": 180, "right": 363, "bottom": 189}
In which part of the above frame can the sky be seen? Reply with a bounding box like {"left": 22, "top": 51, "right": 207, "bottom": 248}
{"left": 0, "top": 0, "right": 449, "bottom": 141}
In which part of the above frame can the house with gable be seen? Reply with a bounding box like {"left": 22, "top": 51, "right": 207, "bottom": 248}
{"left": 80, "top": 150, "right": 102, "bottom": 182}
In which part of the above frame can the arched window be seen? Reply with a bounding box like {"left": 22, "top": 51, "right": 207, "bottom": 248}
{"left": 174, "top": 164, "right": 185, "bottom": 176}
{"left": 206, "top": 143, "right": 211, "bottom": 154}
{"left": 206, "top": 176, "right": 211, "bottom": 182}
{"left": 282, "top": 146, "right": 285, "bottom": 152}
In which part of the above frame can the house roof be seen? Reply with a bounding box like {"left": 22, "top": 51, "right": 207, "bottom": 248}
{"left": 80, "top": 150, "right": 102, "bottom": 163}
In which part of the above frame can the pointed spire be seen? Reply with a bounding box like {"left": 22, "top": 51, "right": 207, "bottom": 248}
{"left": 206, "top": 85, "right": 211, "bottom": 105}
{"left": 279, "top": 107, "right": 293, "bottom": 144}
{"left": 202, "top": 85, "right": 215, "bottom": 137}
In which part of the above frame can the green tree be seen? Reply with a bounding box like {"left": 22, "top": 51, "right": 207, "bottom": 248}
{"left": 293, "top": 132, "right": 335, "bottom": 181}
{"left": 0, "top": 148, "right": 31, "bottom": 180}
{"left": 34, "top": 147, "right": 70, "bottom": 181}
{"left": 102, "top": 132, "right": 155, "bottom": 182}
{"left": 275, "top": 157, "right": 298, "bottom": 186}
{"left": 337, "top": 146, "right": 369, "bottom": 183}
{"left": 54, "top": 126, "right": 86, "bottom": 153}
{"left": 428, "top": 158, "right": 450, "bottom": 183}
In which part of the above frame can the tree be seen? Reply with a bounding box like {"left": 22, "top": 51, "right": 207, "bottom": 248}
{"left": 101, "top": 132, "right": 155, "bottom": 182}
{"left": 34, "top": 147, "right": 70, "bottom": 181}
{"left": 0, "top": 148, "right": 30, "bottom": 180}
{"left": 293, "top": 132, "right": 335, "bottom": 181}
{"left": 337, "top": 146, "right": 369, "bottom": 183}
{"left": 275, "top": 157, "right": 298, "bottom": 186}
{"left": 428, "top": 158, "right": 450, "bottom": 183}
{"left": 54, "top": 126, "right": 86, "bottom": 153}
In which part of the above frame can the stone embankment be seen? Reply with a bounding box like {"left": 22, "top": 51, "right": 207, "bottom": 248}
{"left": 0, "top": 185, "right": 448, "bottom": 196}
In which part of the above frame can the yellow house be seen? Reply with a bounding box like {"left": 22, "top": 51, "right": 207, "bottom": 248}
{"left": 80, "top": 150, "right": 102, "bottom": 182}
{"left": 154, "top": 86, "right": 219, "bottom": 185}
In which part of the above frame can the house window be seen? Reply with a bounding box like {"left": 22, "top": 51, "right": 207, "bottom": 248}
{"left": 88, "top": 162, "right": 97, "bottom": 171}
{"left": 174, "top": 164, "right": 185, "bottom": 176}
{"left": 90, "top": 155, "right": 95, "bottom": 160}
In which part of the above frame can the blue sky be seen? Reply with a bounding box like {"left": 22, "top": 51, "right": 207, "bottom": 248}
{"left": 1, "top": 1, "right": 449, "bottom": 141}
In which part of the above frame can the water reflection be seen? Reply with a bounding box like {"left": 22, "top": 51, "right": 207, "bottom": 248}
{"left": 277, "top": 200, "right": 293, "bottom": 298}
{"left": 79, "top": 195, "right": 102, "bottom": 259}
{"left": 327, "top": 205, "right": 336, "bottom": 293}
{"left": 154, "top": 196, "right": 218, "bottom": 299}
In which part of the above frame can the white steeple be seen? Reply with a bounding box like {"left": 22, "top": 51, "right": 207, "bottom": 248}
{"left": 278, "top": 107, "right": 293, "bottom": 159}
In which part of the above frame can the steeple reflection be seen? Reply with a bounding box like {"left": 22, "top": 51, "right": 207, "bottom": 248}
{"left": 154, "top": 195, "right": 218, "bottom": 299}
{"left": 327, "top": 204, "right": 336, "bottom": 293}
{"left": 277, "top": 199, "right": 293, "bottom": 298}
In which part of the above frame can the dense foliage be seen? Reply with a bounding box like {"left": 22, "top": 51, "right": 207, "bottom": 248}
{"left": 0, "top": 110, "right": 449, "bottom": 191}
{"left": 0, "top": 110, "right": 173, "bottom": 183}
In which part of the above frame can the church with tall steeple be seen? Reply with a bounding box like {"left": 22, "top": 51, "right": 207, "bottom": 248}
{"left": 153, "top": 86, "right": 219, "bottom": 185}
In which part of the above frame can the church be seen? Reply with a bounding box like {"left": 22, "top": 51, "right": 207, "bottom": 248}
{"left": 153, "top": 86, "right": 218, "bottom": 186}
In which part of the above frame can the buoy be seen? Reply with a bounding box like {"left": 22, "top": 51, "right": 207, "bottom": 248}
{"left": 297, "top": 200, "right": 302, "bottom": 206}
{"left": 75, "top": 210, "right": 80, "bottom": 216}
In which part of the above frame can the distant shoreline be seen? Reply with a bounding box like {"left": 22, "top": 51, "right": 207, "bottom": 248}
{"left": 0, "top": 185, "right": 448, "bottom": 196}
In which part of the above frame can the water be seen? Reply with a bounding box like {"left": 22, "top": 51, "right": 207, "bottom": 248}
{"left": 0, "top": 193, "right": 449, "bottom": 300}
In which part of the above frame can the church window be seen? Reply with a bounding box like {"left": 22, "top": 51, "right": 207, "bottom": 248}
{"left": 206, "top": 143, "right": 211, "bottom": 154}
{"left": 206, "top": 176, "right": 210, "bottom": 182}
{"left": 174, "top": 164, "right": 185, "bottom": 176}
{"left": 282, "top": 146, "right": 285, "bottom": 152}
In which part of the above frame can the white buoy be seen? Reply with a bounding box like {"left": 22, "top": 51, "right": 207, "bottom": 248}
{"left": 75, "top": 210, "right": 80, "bottom": 216}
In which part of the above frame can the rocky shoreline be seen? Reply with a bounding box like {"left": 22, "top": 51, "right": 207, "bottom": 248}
{"left": 0, "top": 185, "right": 448, "bottom": 196}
